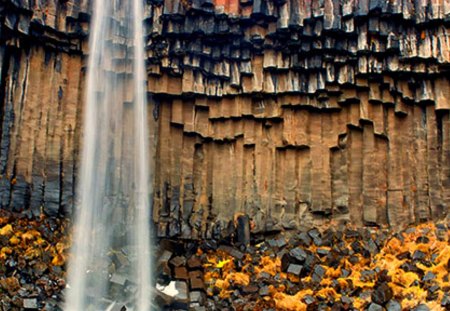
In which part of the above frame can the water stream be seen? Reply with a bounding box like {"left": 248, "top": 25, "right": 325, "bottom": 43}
{"left": 65, "top": 0, "right": 152, "bottom": 309}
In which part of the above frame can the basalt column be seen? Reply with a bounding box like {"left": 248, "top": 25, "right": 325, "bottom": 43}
{"left": 148, "top": 0, "right": 450, "bottom": 238}
{"left": 0, "top": 0, "right": 88, "bottom": 217}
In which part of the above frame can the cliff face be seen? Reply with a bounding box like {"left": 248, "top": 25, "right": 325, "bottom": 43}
{"left": 0, "top": 0, "right": 88, "bottom": 217}
{"left": 1, "top": 0, "right": 450, "bottom": 238}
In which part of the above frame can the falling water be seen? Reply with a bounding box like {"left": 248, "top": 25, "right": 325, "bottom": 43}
{"left": 65, "top": 0, "right": 152, "bottom": 309}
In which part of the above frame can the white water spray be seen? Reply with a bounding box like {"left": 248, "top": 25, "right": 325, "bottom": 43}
{"left": 65, "top": 0, "right": 152, "bottom": 309}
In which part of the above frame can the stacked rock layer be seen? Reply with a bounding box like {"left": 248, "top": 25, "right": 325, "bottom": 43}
{"left": 0, "top": 0, "right": 450, "bottom": 238}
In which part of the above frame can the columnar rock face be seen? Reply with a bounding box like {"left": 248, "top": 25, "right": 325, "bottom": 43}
{"left": 0, "top": 0, "right": 87, "bottom": 217}
{"left": 1, "top": 0, "right": 450, "bottom": 238}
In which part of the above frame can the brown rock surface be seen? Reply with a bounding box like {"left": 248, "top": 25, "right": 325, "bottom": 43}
{"left": 1, "top": 0, "right": 450, "bottom": 237}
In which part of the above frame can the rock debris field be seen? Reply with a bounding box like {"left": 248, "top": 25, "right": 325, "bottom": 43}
{"left": 0, "top": 209, "right": 449, "bottom": 310}
{"left": 0, "top": 211, "right": 69, "bottom": 310}
{"left": 198, "top": 223, "right": 450, "bottom": 311}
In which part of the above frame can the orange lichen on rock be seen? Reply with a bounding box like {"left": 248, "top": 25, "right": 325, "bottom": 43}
{"left": 205, "top": 251, "right": 251, "bottom": 298}
{"left": 273, "top": 292, "right": 308, "bottom": 311}
{"left": 254, "top": 255, "right": 280, "bottom": 276}
{"left": 203, "top": 222, "right": 450, "bottom": 310}
{"left": 0, "top": 211, "right": 70, "bottom": 309}
{"left": 315, "top": 287, "right": 341, "bottom": 300}
{"left": 417, "top": 244, "right": 450, "bottom": 281}
{"left": 391, "top": 271, "right": 419, "bottom": 289}
{"left": 0, "top": 224, "right": 13, "bottom": 236}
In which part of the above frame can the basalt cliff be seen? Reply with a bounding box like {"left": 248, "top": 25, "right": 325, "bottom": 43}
{"left": 0, "top": 0, "right": 450, "bottom": 238}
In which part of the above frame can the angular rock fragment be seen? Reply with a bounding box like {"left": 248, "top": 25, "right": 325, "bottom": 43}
{"left": 105, "top": 302, "right": 127, "bottom": 311}
{"left": 189, "top": 271, "right": 205, "bottom": 290}
{"left": 170, "top": 256, "right": 186, "bottom": 267}
{"left": 236, "top": 214, "right": 250, "bottom": 247}
{"left": 189, "top": 290, "right": 206, "bottom": 305}
{"left": 303, "top": 295, "right": 316, "bottom": 306}
{"left": 386, "top": 300, "right": 401, "bottom": 311}
{"left": 174, "top": 266, "right": 189, "bottom": 280}
{"left": 412, "top": 250, "right": 426, "bottom": 261}
{"left": 371, "top": 282, "right": 393, "bottom": 305}
{"left": 368, "top": 303, "right": 384, "bottom": 311}
{"left": 0, "top": 277, "right": 21, "bottom": 295}
{"left": 258, "top": 286, "right": 269, "bottom": 296}
{"left": 218, "top": 245, "right": 244, "bottom": 260}
{"left": 110, "top": 273, "right": 128, "bottom": 286}
{"left": 187, "top": 256, "right": 202, "bottom": 269}
{"left": 286, "top": 264, "right": 302, "bottom": 277}
{"left": 289, "top": 247, "right": 307, "bottom": 262}
{"left": 441, "top": 293, "right": 450, "bottom": 307}
{"left": 297, "top": 232, "right": 312, "bottom": 246}
{"left": 413, "top": 304, "right": 430, "bottom": 311}
{"left": 311, "top": 265, "right": 326, "bottom": 283}
{"left": 156, "top": 280, "right": 189, "bottom": 305}
{"left": 242, "top": 284, "right": 258, "bottom": 294}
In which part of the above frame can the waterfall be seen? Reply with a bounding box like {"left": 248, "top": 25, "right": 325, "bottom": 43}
{"left": 65, "top": 0, "right": 152, "bottom": 309}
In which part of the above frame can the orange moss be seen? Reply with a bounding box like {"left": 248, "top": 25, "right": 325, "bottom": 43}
{"left": 0, "top": 224, "right": 13, "bottom": 236}
{"left": 316, "top": 287, "right": 341, "bottom": 300}
{"left": 255, "top": 256, "right": 280, "bottom": 276}
{"left": 202, "top": 222, "right": 449, "bottom": 309}
{"left": 273, "top": 289, "right": 312, "bottom": 311}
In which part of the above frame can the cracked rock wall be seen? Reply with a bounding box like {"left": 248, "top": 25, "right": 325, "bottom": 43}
{"left": 1, "top": 0, "right": 450, "bottom": 238}
{"left": 0, "top": 0, "right": 87, "bottom": 216}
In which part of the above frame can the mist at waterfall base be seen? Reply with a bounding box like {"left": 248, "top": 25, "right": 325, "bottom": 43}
{"left": 65, "top": 0, "right": 153, "bottom": 310}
